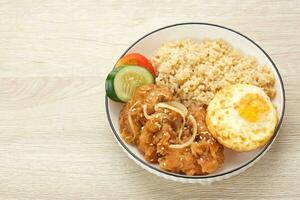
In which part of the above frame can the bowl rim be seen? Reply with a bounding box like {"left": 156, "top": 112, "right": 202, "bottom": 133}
{"left": 105, "top": 22, "right": 286, "bottom": 179}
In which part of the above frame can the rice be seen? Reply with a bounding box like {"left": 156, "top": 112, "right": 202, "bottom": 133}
{"left": 151, "top": 39, "right": 276, "bottom": 106}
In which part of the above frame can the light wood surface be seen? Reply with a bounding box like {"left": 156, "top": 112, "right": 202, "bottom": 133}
{"left": 0, "top": 0, "right": 299, "bottom": 199}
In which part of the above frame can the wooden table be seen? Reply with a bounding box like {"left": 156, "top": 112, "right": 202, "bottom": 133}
{"left": 0, "top": 0, "right": 299, "bottom": 199}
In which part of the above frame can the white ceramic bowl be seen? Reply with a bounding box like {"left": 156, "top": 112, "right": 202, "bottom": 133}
{"left": 105, "top": 23, "right": 285, "bottom": 184}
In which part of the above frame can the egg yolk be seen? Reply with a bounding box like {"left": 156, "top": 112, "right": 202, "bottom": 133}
{"left": 237, "top": 93, "right": 270, "bottom": 122}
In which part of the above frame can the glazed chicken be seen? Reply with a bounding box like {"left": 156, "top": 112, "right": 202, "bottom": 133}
{"left": 119, "top": 84, "right": 224, "bottom": 175}
{"left": 119, "top": 84, "right": 173, "bottom": 144}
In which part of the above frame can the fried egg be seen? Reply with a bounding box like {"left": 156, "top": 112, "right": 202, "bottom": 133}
{"left": 206, "top": 84, "right": 278, "bottom": 151}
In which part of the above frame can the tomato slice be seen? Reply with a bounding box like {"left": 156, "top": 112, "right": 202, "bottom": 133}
{"left": 115, "top": 53, "right": 157, "bottom": 77}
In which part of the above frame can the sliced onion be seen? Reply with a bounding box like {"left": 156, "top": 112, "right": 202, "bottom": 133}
{"left": 155, "top": 102, "right": 188, "bottom": 117}
{"left": 164, "top": 101, "right": 188, "bottom": 116}
{"left": 142, "top": 104, "right": 150, "bottom": 119}
{"left": 128, "top": 101, "right": 140, "bottom": 142}
{"left": 142, "top": 104, "right": 168, "bottom": 120}
{"left": 155, "top": 102, "right": 188, "bottom": 142}
{"left": 169, "top": 115, "right": 197, "bottom": 149}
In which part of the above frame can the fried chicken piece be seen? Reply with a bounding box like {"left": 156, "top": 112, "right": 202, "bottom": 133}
{"left": 158, "top": 105, "right": 224, "bottom": 175}
{"left": 138, "top": 121, "right": 173, "bottom": 163}
{"left": 119, "top": 84, "right": 173, "bottom": 144}
{"left": 159, "top": 148, "right": 203, "bottom": 175}
{"left": 137, "top": 118, "right": 161, "bottom": 163}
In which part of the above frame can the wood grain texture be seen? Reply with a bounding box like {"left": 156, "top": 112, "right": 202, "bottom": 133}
{"left": 0, "top": 0, "right": 299, "bottom": 199}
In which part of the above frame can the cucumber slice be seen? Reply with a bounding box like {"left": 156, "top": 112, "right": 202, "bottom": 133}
{"left": 105, "top": 67, "right": 122, "bottom": 102}
{"left": 114, "top": 65, "right": 154, "bottom": 102}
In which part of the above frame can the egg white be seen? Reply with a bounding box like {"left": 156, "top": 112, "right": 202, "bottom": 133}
{"left": 206, "top": 84, "right": 278, "bottom": 151}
